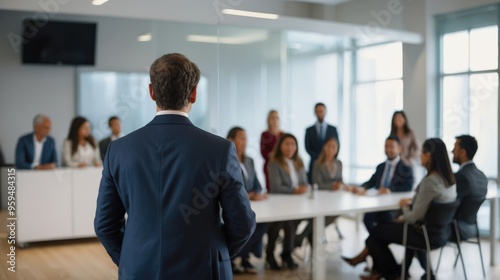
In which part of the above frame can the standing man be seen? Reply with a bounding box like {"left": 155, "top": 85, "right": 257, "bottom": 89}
{"left": 94, "top": 53, "right": 255, "bottom": 280}
{"left": 305, "top": 103, "right": 339, "bottom": 182}
{"left": 452, "top": 135, "right": 488, "bottom": 239}
{"left": 15, "top": 114, "right": 57, "bottom": 170}
{"left": 99, "top": 116, "right": 122, "bottom": 160}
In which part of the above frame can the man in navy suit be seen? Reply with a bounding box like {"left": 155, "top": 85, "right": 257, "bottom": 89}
{"left": 99, "top": 116, "right": 122, "bottom": 160}
{"left": 94, "top": 53, "right": 256, "bottom": 280}
{"left": 15, "top": 115, "right": 57, "bottom": 170}
{"left": 351, "top": 135, "right": 414, "bottom": 233}
{"left": 452, "top": 135, "right": 488, "bottom": 239}
{"left": 305, "top": 103, "right": 339, "bottom": 182}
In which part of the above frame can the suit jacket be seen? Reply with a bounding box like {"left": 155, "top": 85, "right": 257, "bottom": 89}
{"left": 94, "top": 115, "right": 256, "bottom": 280}
{"left": 305, "top": 124, "right": 338, "bottom": 174}
{"left": 15, "top": 133, "right": 57, "bottom": 169}
{"left": 312, "top": 159, "right": 343, "bottom": 190}
{"left": 455, "top": 162, "right": 488, "bottom": 239}
{"left": 241, "top": 156, "right": 262, "bottom": 194}
{"left": 267, "top": 161, "right": 308, "bottom": 194}
{"left": 361, "top": 160, "right": 414, "bottom": 192}
{"left": 99, "top": 136, "right": 112, "bottom": 161}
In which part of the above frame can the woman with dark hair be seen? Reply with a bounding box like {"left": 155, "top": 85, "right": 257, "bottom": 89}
{"left": 345, "top": 138, "right": 456, "bottom": 280}
{"left": 390, "top": 111, "right": 419, "bottom": 165}
{"left": 260, "top": 110, "right": 284, "bottom": 192}
{"left": 266, "top": 133, "right": 308, "bottom": 270}
{"left": 63, "top": 116, "right": 102, "bottom": 168}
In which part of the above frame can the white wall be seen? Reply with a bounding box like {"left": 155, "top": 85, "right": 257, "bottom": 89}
{"left": 0, "top": 10, "right": 292, "bottom": 184}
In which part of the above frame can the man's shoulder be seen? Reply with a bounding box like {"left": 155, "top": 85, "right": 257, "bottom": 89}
{"left": 99, "top": 137, "right": 111, "bottom": 145}
{"left": 396, "top": 160, "right": 412, "bottom": 170}
{"left": 18, "top": 133, "right": 33, "bottom": 142}
{"left": 327, "top": 124, "right": 337, "bottom": 130}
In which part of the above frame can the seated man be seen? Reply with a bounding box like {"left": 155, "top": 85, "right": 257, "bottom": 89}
{"left": 451, "top": 135, "right": 488, "bottom": 239}
{"left": 349, "top": 135, "right": 414, "bottom": 233}
{"left": 15, "top": 114, "right": 57, "bottom": 170}
{"left": 99, "top": 116, "right": 123, "bottom": 160}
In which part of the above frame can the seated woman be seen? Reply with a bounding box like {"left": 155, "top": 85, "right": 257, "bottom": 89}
{"left": 296, "top": 137, "right": 344, "bottom": 246}
{"left": 226, "top": 127, "right": 269, "bottom": 274}
{"left": 345, "top": 138, "right": 456, "bottom": 280}
{"left": 63, "top": 116, "right": 102, "bottom": 168}
{"left": 313, "top": 137, "right": 343, "bottom": 190}
{"left": 266, "top": 133, "right": 308, "bottom": 270}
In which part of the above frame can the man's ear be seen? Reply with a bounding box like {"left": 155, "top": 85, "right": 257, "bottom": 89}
{"left": 189, "top": 86, "right": 197, "bottom": 104}
{"left": 149, "top": 84, "right": 156, "bottom": 101}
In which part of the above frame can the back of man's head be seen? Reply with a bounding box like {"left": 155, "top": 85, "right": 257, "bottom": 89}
{"left": 456, "top": 135, "right": 478, "bottom": 160}
{"left": 149, "top": 53, "right": 200, "bottom": 110}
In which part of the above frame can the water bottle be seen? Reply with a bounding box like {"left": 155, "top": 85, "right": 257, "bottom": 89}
{"left": 309, "top": 183, "right": 318, "bottom": 199}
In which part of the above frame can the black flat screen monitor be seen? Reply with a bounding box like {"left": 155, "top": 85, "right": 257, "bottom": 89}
{"left": 22, "top": 20, "right": 97, "bottom": 66}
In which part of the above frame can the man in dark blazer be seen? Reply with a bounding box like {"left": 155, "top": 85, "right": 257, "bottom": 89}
{"left": 94, "top": 53, "right": 255, "bottom": 280}
{"left": 15, "top": 115, "right": 57, "bottom": 170}
{"left": 305, "top": 103, "right": 339, "bottom": 182}
{"left": 452, "top": 135, "right": 488, "bottom": 239}
{"left": 351, "top": 135, "right": 414, "bottom": 233}
{"left": 99, "top": 116, "right": 122, "bottom": 160}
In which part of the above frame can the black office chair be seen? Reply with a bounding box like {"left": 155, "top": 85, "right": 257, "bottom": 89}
{"left": 400, "top": 200, "right": 460, "bottom": 280}
{"left": 436, "top": 196, "right": 486, "bottom": 279}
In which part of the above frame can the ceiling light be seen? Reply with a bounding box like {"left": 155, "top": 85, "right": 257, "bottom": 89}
{"left": 222, "top": 9, "right": 279, "bottom": 20}
{"left": 92, "top": 0, "right": 109, "bottom": 5}
{"left": 137, "top": 33, "right": 152, "bottom": 42}
{"left": 187, "top": 33, "right": 268, "bottom": 45}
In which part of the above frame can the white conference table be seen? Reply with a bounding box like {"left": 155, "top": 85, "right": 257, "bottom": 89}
{"left": 251, "top": 188, "right": 498, "bottom": 280}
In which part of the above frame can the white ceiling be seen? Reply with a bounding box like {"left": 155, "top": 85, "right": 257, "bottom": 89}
{"left": 0, "top": 0, "right": 421, "bottom": 45}
{"left": 285, "top": 0, "right": 352, "bottom": 5}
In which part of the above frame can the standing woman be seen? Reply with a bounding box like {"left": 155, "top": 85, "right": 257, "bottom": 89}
{"left": 63, "top": 116, "right": 102, "bottom": 168}
{"left": 390, "top": 111, "right": 419, "bottom": 165}
{"left": 360, "top": 138, "right": 456, "bottom": 280}
{"left": 260, "top": 110, "right": 284, "bottom": 192}
{"left": 266, "top": 133, "right": 308, "bottom": 270}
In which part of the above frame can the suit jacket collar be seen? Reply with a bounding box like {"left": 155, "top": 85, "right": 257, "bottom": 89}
{"left": 147, "top": 114, "right": 194, "bottom": 126}
{"left": 459, "top": 160, "right": 474, "bottom": 170}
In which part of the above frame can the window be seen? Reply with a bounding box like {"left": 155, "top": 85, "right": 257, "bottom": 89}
{"left": 437, "top": 7, "right": 499, "bottom": 179}
{"left": 346, "top": 42, "right": 404, "bottom": 183}
{"left": 437, "top": 5, "right": 499, "bottom": 236}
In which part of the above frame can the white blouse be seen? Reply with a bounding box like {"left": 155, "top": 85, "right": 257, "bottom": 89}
{"left": 63, "top": 139, "right": 102, "bottom": 168}
{"left": 285, "top": 158, "right": 299, "bottom": 189}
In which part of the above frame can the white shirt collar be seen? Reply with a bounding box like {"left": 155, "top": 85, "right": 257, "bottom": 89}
{"left": 111, "top": 134, "right": 123, "bottom": 141}
{"left": 316, "top": 121, "right": 326, "bottom": 128}
{"left": 386, "top": 155, "right": 400, "bottom": 166}
{"left": 33, "top": 134, "right": 46, "bottom": 144}
{"left": 459, "top": 160, "right": 474, "bottom": 170}
{"left": 156, "top": 110, "right": 188, "bottom": 117}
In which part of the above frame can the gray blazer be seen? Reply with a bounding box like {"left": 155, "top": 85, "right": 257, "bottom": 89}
{"left": 267, "top": 160, "right": 308, "bottom": 194}
{"left": 402, "top": 173, "right": 457, "bottom": 224}
{"left": 312, "top": 159, "right": 343, "bottom": 190}
{"left": 241, "top": 156, "right": 263, "bottom": 194}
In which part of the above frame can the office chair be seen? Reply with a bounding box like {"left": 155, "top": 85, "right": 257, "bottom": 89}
{"left": 436, "top": 196, "right": 486, "bottom": 279}
{"left": 401, "top": 200, "right": 460, "bottom": 280}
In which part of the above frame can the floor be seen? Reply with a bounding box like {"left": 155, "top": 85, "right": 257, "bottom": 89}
{"left": 1, "top": 211, "right": 499, "bottom": 280}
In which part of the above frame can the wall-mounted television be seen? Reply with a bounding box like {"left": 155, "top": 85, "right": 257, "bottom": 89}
{"left": 22, "top": 20, "right": 97, "bottom": 66}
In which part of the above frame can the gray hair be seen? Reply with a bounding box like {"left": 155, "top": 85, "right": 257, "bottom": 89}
{"left": 33, "top": 114, "right": 49, "bottom": 127}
